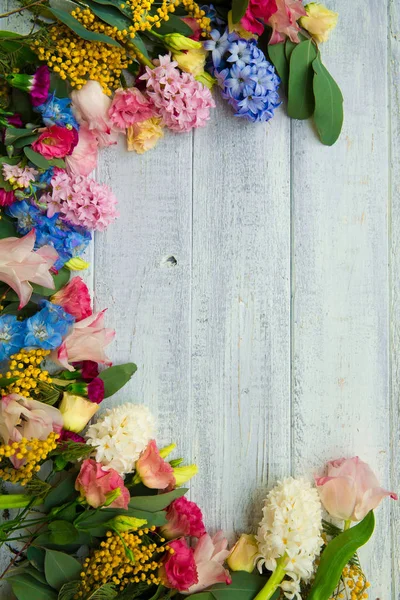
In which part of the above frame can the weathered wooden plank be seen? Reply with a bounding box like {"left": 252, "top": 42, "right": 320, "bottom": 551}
{"left": 291, "top": 0, "right": 392, "bottom": 595}
{"left": 190, "top": 97, "right": 291, "bottom": 539}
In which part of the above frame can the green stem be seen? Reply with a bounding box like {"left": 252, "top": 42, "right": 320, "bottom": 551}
{"left": 344, "top": 519, "right": 352, "bottom": 531}
{"left": 0, "top": 0, "right": 46, "bottom": 19}
{"left": 0, "top": 494, "right": 42, "bottom": 510}
{"left": 253, "top": 556, "right": 288, "bottom": 600}
{"left": 126, "top": 42, "right": 154, "bottom": 69}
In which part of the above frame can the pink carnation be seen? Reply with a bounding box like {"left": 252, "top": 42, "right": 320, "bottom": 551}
{"left": 32, "top": 124, "right": 78, "bottom": 159}
{"left": 0, "top": 189, "right": 16, "bottom": 207}
{"left": 87, "top": 378, "right": 105, "bottom": 404}
{"left": 75, "top": 458, "right": 130, "bottom": 509}
{"left": 268, "top": 0, "right": 306, "bottom": 44}
{"left": 109, "top": 88, "right": 155, "bottom": 129}
{"left": 241, "top": 0, "right": 278, "bottom": 35}
{"left": 140, "top": 55, "right": 215, "bottom": 133}
{"left": 51, "top": 276, "right": 92, "bottom": 321}
{"left": 162, "top": 539, "right": 198, "bottom": 591}
{"left": 162, "top": 496, "right": 206, "bottom": 539}
{"left": 45, "top": 171, "right": 118, "bottom": 231}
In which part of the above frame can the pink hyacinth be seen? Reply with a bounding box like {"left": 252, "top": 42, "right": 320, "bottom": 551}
{"left": 45, "top": 171, "right": 118, "bottom": 231}
{"left": 109, "top": 87, "right": 155, "bottom": 129}
{"left": 140, "top": 55, "right": 215, "bottom": 133}
{"left": 3, "top": 163, "right": 38, "bottom": 188}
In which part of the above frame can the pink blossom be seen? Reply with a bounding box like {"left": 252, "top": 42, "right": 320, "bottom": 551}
{"left": 268, "top": 0, "right": 306, "bottom": 44}
{"left": 0, "top": 393, "right": 63, "bottom": 451}
{"left": 0, "top": 189, "right": 15, "bottom": 207}
{"left": 316, "top": 457, "right": 398, "bottom": 522}
{"left": 140, "top": 55, "right": 215, "bottom": 133}
{"left": 51, "top": 310, "right": 115, "bottom": 371}
{"left": 32, "top": 124, "right": 78, "bottom": 159}
{"left": 30, "top": 65, "right": 51, "bottom": 107}
{"left": 65, "top": 124, "right": 99, "bottom": 177}
{"left": 75, "top": 458, "right": 130, "bottom": 509}
{"left": 2, "top": 163, "right": 38, "bottom": 188}
{"left": 136, "top": 440, "right": 175, "bottom": 490}
{"left": 162, "top": 539, "right": 198, "bottom": 591}
{"left": 242, "top": 0, "right": 278, "bottom": 35}
{"left": 109, "top": 88, "right": 155, "bottom": 129}
{"left": 51, "top": 276, "right": 92, "bottom": 321}
{"left": 59, "top": 430, "right": 85, "bottom": 443}
{"left": 45, "top": 171, "right": 118, "bottom": 231}
{"left": 162, "top": 496, "right": 206, "bottom": 539}
{"left": 184, "top": 532, "right": 232, "bottom": 595}
{"left": 71, "top": 80, "right": 118, "bottom": 147}
{"left": 0, "top": 231, "right": 58, "bottom": 308}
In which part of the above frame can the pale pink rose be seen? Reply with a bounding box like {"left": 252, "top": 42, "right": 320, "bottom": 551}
{"left": 51, "top": 310, "right": 115, "bottom": 371}
{"left": 71, "top": 80, "right": 118, "bottom": 147}
{"left": 0, "top": 393, "right": 63, "bottom": 451}
{"left": 75, "top": 458, "right": 130, "bottom": 509}
{"left": 65, "top": 124, "right": 99, "bottom": 176}
{"left": 316, "top": 456, "right": 398, "bottom": 522}
{"left": 136, "top": 440, "right": 175, "bottom": 490}
{"left": 268, "top": 0, "right": 306, "bottom": 44}
{"left": 184, "top": 532, "right": 232, "bottom": 594}
{"left": 0, "top": 231, "right": 58, "bottom": 308}
{"left": 109, "top": 88, "right": 155, "bottom": 130}
{"left": 51, "top": 276, "right": 92, "bottom": 321}
{"left": 162, "top": 496, "right": 206, "bottom": 539}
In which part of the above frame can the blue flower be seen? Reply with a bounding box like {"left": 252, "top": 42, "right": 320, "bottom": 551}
{"left": 226, "top": 40, "right": 253, "bottom": 68}
{"left": 224, "top": 64, "right": 254, "bottom": 99}
{"left": 0, "top": 316, "right": 25, "bottom": 361}
{"left": 24, "top": 301, "right": 74, "bottom": 350}
{"left": 204, "top": 29, "right": 230, "bottom": 68}
{"left": 7, "top": 201, "right": 42, "bottom": 235}
{"left": 35, "top": 93, "right": 79, "bottom": 129}
{"left": 37, "top": 300, "right": 75, "bottom": 335}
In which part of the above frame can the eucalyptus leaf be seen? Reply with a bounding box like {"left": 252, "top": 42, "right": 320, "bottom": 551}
{"left": 129, "top": 488, "right": 187, "bottom": 512}
{"left": 99, "top": 363, "right": 137, "bottom": 398}
{"left": 308, "top": 512, "right": 375, "bottom": 600}
{"left": 14, "top": 134, "right": 39, "bottom": 148}
{"left": 7, "top": 574, "right": 58, "bottom": 600}
{"left": 44, "top": 473, "right": 78, "bottom": 510}
{"left": 24, "top": 146, "right": 52, "bottom": 169}
{"left": 5, "top": 127, "right": 37, "bottom": 145}
{"left": 312, "top": 55, "right": 343, "bottom": 146}
{"left": 47, "top": 520, "right": 80, "bottom": 545}
{"left": 48, "top": 4, "right": 122, "bottom": 47}
{"left": 287, "top": 39, "right": 317, "bottom": 120}
{"left": 27, "top": 546, "right": 46, "bottom": 571}
{"left": 44, "top": 549, "right": 81, "bottom": 591}
{"left": 267, "top": 42, "right": 288, "bottom": 90}
{"left": 231, "top": 0, "right": 249, "bottom": 24}
{"left": 285, "top": 39, "right": 296, "bottom": 61}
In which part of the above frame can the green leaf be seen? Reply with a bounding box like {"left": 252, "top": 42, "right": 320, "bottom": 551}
{"left": 24, "top": 146, "right": 52, "bottom": 169}
{"left": 14, "top": 134, "right": 39, "bottom": 148}
{"left": 99, "top": 363, "right": 137, "bottom": 398}
{"left": 44, "top": 473, "right": 78, "bottom": 511}
{"left": 27, "top": 547, "right": 46, "bottom": 571}
{"left": 312, "top": 54, "right": 343, "bottom": 146}
{"left": 32, "top": 267, "right": 70, "bottom": 297}
{"left": 127, "top": 509, "right": 167, "bottom": 527}
{"left": 7, "top": 574, "right": 58, "bottom": 600}
{"left": 48, "top": 4, "right": 122, "bottom": 47}
{"left": 190, "top": 572, "right": 273, "bottom": 600}
{"left": 35, "top": 530, "right": 92, "bottom": 551}
{"left": 5, "top": 127, "right": 37, "bottom": 145}
{"left": 0, "top": 215, "right": 17, "bottom": 239}
{"left": 44, "top": 549, "right": 81, "bottom": 591}
{"left": 11, "top": 89, "right": 34, "bottom": 122}
{"left": 87, "top": 583, "right": 118, "bottom": 599}
{"left": 130, "top": 32, "right": 150, "bottom": 59}
{"left": 267, "top": 42, "right": 288, "bottom": 90}
{"left": 308, "top": 512, "right": 375, "bottom": 600}
{"left": 57, "top": 580, "right": 81, "bottom": 600}
{"left": 0, "top": 376, "right": 18, "bottom": 387}
{"left": 285, "top": 39, "right": 296, "bottom": 62}
{"left": 155, "top": 15, "right": 193, "bottom": 36}
{"left": 82, "top": 0, "right": 133, "bottom": 30}
{"left": 47, "top": 520, "right": 80, "bottom": 545}
{"left": 129, "top": 488, "right": 187, "bottom": 512}
{"left": 287, "top": 39, "right": 317, "bottom": 120}
{"left": 231, "top": 0, "right": 249, "bottom": 24}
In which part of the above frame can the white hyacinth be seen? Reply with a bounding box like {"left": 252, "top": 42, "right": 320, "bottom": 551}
{"left": 256, "top": 477, "right": 323, "bottom": 600}
{"left": 85, "top": 403, "right": 155, "bottom": 474}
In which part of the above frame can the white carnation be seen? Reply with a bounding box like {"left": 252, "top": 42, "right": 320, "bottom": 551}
{"left": 256, "top": 477, "right": 323, "bottom": 600}
{"left": 85, "top": 403, "right": 155, "bottom": 474}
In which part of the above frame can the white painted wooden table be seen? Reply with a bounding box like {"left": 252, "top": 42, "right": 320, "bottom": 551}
{"left": 1, "top": 0, "right": 400, "bottom": 597}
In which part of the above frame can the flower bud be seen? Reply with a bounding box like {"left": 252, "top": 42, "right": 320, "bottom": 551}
{"left": 159, "top": 443, "right": 177, "bottom": 459}
{"left": 195, "top": 71, "right": 216, "bottom": 89}
{"left": 163, "top": 33, "right": 202, "bottom": 51}
{"left": 64, "top": 257, "right": 90, "bottom": 271}
{"left": 107, "top": 515, "right": 147, "bottom": 533}
{"left": 227, "top": 534, "right": 258, "bottom": 573}
{"left": 104, "top": 487, "right": 121, "bottom": 506}
{"left": 59, "top": 392, "right": 99, "bottom": 433}
{"left": 173, "top": 464, "right": 198, "bottom": 486}
{"left": 299, "top": 3, "right": 338, "bottom": 43}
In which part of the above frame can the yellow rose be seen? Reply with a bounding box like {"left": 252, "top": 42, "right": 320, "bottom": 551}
{"left": 227, "top": 534, "right": 258, "bottom": 573}
{"left": 299, "top": 3, "right": 338, "bottom": 43}
{"left": 59, "top": 392, "right": 98, "bottom": 433}
{"left": 172, "top": 47, "right": 208, "bottom": 77}
{"left": 126, "top": 118, "right": 164, "bottom": 155}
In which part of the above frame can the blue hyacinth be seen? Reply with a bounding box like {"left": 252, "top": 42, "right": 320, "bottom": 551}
{"left": 0, "top": 315, "right": 26, "bottom": 361}
{"left": 35, "top": 93, "right": 79, "bottom": 129}
{"left": 24, "top": 300, "right": 74, "bottom": 350}
{"left": 206, "top": 30, "right": 281, "bottom": 123}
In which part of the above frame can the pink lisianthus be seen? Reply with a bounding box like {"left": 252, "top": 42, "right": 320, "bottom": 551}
{"left": 0, "top": 189, "right": 16, "bottom": 207}
{"left": 315, "top": 457, "right": 398, "bottom": 522}
{"left": 241, "top": 0, "right": 278, "bottom": 36}
{"left": 140, "top": 55, "right": 215, "bottom": 133}
{"left": 162, "top": 497, "right": 206, "bottom": 539}
{"left": 136, "top": 440, "right": 175, "bottom": 490}
{"left": 65, "top": 124, "right": 99, "bottom": 177}
{"left": 75, "top": 458, "right": 130, "bottom": 509}
{"left": 32, "top": 124, "right": 78, "bottom": 159}
{"left": 162, "top": 539, "right": 199, "bottom": 591}
{"left": 71, "top": 80, "right": 118, "bottom": 147}
{"left": 51, "top": 276, "right": 92, "bottom": 321}
{"left": 51, "top": 310, "right": 115, "bottom": 371}
{"left": 268, "top": 0, "right": 306, "bottom": 44}
{"left": 0, "top": 393, "right": 63, "bottom": 450}
{"left": 0, "top": 230, "right": 58, "bottom": 308}
{"left": 109, "top": 88, "right": 155, "bottom": 129}
{"left": 184, "top": 532, "right": 232, "bottom": 595}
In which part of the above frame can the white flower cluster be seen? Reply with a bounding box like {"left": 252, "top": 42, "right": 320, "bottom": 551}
{"left": 256, "top": 477, "right": 323, "bottom": 600}
{"left": 85, "top": 403, "right": 155, "bottom": 474}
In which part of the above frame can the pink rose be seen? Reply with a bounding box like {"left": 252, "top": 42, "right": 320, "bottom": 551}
{"left": 71, "top": 80, "right": 118, "bottom": 148}
{"left": 136, "top": 440, "right": 175, "bottom": 490}
{"left": 241, "top": 0, "right": 278, "bottom": 36}
{"left": 51, "top": 276, "right": 92, "bottom": 321}
{"left": 185, "top": 532, "right": 232, "bottom": 595}
{"left": 75, "top": 458, "right": 130, "bottom": 509}
{"left": 109, "top": 88, "right": 155, "bottom": 130}
{"left": 162, "top": 497, "right": 206, "bottom": 539}
{"left": 32, "top": 124, "right": 78, "bottom": 159}
{"left": 316, "top": 456, "right": 398, "bottom": 522}
{"left": 268, "top": 0, "right": 306, "bottom": 44}
{"left": 65, "top": 124, "right": 98, "bottom": 176}
{"left": 162, "top": 538, "right": 198, "bottom": 591}
{"left": 51, "top": 310, "right": 115, "bottom": 371}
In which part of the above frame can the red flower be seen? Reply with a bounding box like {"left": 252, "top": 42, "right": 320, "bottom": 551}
{"left": 51, "top": 276, "right": 92, "bottom": 321}
{"left": 242, "top": 0, "right": 278, "bottom": 35}
{"left": 162, "top": 539, "right": 198, "bottom": 591}
{"left": 0, "top": 189, "right": 16, "bottom": 207}
{"left": 87, "top": 377, "right": 105, "bottom": 404}
{"left": 162, "top": 497, "right": 206, "bottom": 539}
{"left": 81, "top": 360, "right": 100, "bottom": 382}
{"left": 32, "top": 124, "right": 78, "bottom": 159}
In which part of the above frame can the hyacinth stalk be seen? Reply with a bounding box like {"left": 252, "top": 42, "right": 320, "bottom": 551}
{"left": 253, "top": 556, "right": 287, "bottom": 600}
